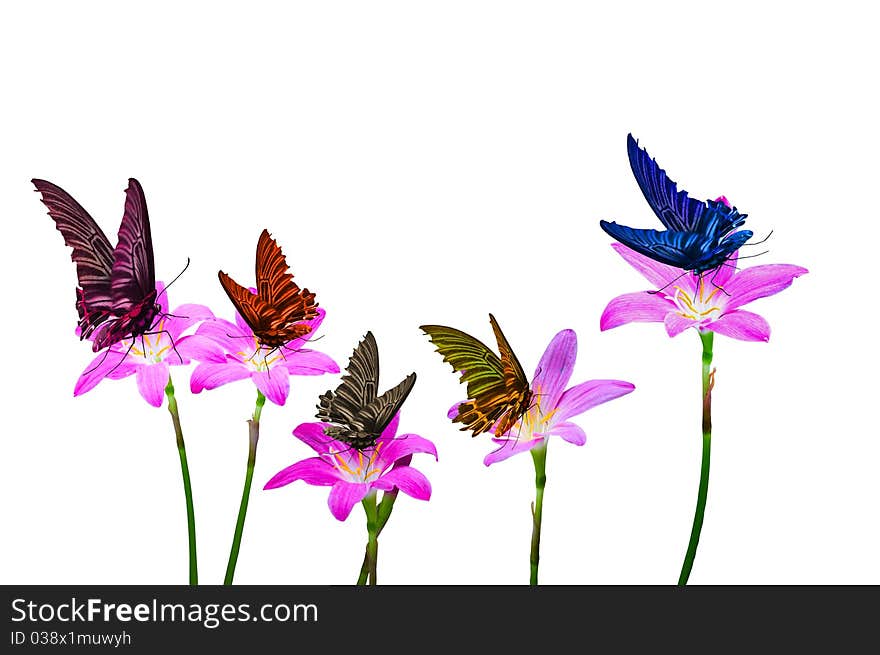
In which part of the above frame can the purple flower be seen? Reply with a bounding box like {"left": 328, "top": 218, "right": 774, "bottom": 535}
{"left": 600, "top": 245, "right": 808, "bottom": 342}
{"left": 450, "top": 329, "right": 635, "bottom": 466}
{"left": 264, "top": 414, "right": 437, "bottom": 521}
{"left": 73, "top": 282, "right": 214, "bottom": 407}
{"left": 186, "top": 306, "right": 339, "bottom": 406}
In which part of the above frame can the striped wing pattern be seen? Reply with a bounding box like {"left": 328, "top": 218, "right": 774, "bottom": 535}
{"left": 33, "top": 178, "right": 161, "bottom": 350}
{"left": 32, "top": 178, "right": 116, "bottom": 334}
{"left": 218, "top": 229, "right": 318, "bottom": 348}
{"left": 421, "top": 314, "right": 532, "bottom": 437}
{"left": 317, "top": 332, "right": 416, "bottom": 450}
{"left": 602, "top": 136, "right": 754, "bottom": 275}
{"left": 111, "top": 179, "right": 156, "bottom": 312}
{"left": 627, "top": 133, "right": 706, "bottom": 232}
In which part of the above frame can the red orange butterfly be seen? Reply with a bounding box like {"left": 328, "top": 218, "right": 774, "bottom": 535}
{"left": 218, "top": 229, "right": 318, "bottom": 348}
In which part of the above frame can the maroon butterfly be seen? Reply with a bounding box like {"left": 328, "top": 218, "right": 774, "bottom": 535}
{"left": 33, "top": 178, "right": 161, "bottom": 351}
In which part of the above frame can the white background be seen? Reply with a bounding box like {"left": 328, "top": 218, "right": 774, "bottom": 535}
{"left": 1, "top": 2, "right": 876, "bottom": 585}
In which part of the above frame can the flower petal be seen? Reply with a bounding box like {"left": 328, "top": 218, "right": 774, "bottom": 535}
{"left": 280, "top": 349, "right": 340, "bottom": 376}
{"left": 483, "top": 437, "right": 543, "bottom": 466}
{"left": 135, "top": 362, "right": 170, "bottom": 407}
{"left": 252, "top": 369, "right": 290, "bottom": 406}
{"left": 293, "top": 422, "right": 343, "bottom": 455}
{"left": 548, "top": 420, "right": 587, "bottom": 446}
{"left": 610, "top": 243, "right": 689, "bottom": 289}
{"left": 162, "top": 303, "right": 215, "bottom": 339}
{"left": 555, "top": 379, "right": 635, "bottom": 423}
{"left": 174, "top": 334, "right": 227, "bottom": 364}
{"left": 372, "top": 466, "right": 432, "bottom": 501}
{"left": 708, "top": 310, "right": 771, "bottom": 342}
{"left": 380, "top": 413, "right": 400, "bottom": 442}
{"left": 600, "top": 292, "right": 676, "bottom": 331}
{"left": 377, "top": 433, "right": 438, "bottom": 469}
{"left": 234, "top": 309, "right": 253, "bottom": 334}
{"left": 664, "top": 312, "right": 698, "bottom": 337}
{"left": 711, "top": 249, "right": 738, "bottom": 289}
{"left": 264, "top": 457, "right": 340, "bottom": 489}
{"left": 189, "top": 361, "right": 251, "bottom": 393}
{"left": 155, "top": 281, "right": 169, "bottom": 316}
{"left": 74, "top": 349, "right": 136, "bottom": 397}
{"left": 531, "top": 329, "right": 576, "bottom": 410}
{"left": 447, "top": 401, "right": 463, "bottom": 419}
{"left": 195, "top": 318, "right": 251, "bottom": 352}
{"left": 327, "top": 482, "right": 370, "bottom": 521}
{"left": 724, "top": 264, "right": 809, "bottom": 312}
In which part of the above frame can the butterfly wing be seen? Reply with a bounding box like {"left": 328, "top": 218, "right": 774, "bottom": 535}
{"left": 318, "top": 331, "right": 380, "bottom": 427}
{"left": 627, "top": 134, "right": 707, "bottom": 232}
{"left": 359, "top": 372, "right": 417, "bottom": 438}
{"left": 219, "top": 229, "right": 318, "bottom": 346}
{"left": 600, "top": 220, "right": 705, "bottom": 270}
{"left": 318, "top": 331, "right": 396, "bottom": 449}
{"left": 254, "top": 229, "right": 317, "bottom": 340}
{"left": 110, "top": 179, "right": 156, "bottom": 313}
{"left": 218, "top": 270, "right": 269, "bottom": 335}
{"left": 32, "top": 178, "right": 116, "bottom": 338}
{"left": 487, "top": 313, "right": 532, "bottom": 435}
{"left": 421, "top": 316, "right": 531, "bottom": 437}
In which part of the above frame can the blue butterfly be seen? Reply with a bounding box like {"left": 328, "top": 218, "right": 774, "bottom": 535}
{"left": 600, "top": 134, "right": 753, "bottom": 275}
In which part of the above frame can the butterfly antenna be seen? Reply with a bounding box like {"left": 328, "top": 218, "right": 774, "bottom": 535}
{"left": 297, "top": 332, "right": 326, "bottom": 346}
{"left": 706, "top": 269, "right": 731, "bottom": 297}
{"left": 80, "top": 343, "right": 114, "bottom": 377}
{"left": 649, "top": 269, "right": 691, "bottom": 295}
{"left": 732, "top": 249, "right": 770, "bottom": 261}
{"left": 155, "top": 257, "right": 191, "bottom": 305}
{"left": 741, "top": 229, "right": 774, "bottom": 247}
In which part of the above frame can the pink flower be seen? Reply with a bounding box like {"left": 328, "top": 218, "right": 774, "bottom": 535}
{"left": 73, "top": 282, "right": 214, "bottom": 407}
{"left": 600, "top": 244, "right": 808, "bottom": 342}
{"left": 449, "top": 330, "right": 635, "bottom": 466}
{"left": 264, "top": 414, "right": 437, "bottom": 521}
{"left": 186, "top": 307, "right": 339, "bottom": 406}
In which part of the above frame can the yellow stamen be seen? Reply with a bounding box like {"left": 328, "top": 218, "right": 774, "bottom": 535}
{"left": 365, "top": 468, "right": 382, "bottom": 481}
{"left": 132, "top": 347, "right": 144, "bottom": 357}
{"left": 334, "top": 453, "right": 355, "bottom": 476}
{"left": 675, "top": 287, "right": 699, "bottom": 314}
{"left": 155, "top": 344, "right": 172, "bottom": 358}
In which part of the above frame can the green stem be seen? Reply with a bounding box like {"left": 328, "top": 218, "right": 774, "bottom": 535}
{"left": 165, "top": 378, "right": 198, "bottom": 585}
{"left": 530, "top": 441, "right": 548, "bottom": 586}
{"left": 357, "top": 488, "right": 398, "bottom": 584}
{"left": 678, "top": 330, "right": 715, "bottom": 585}
{"left": 224, "top": 390, "right": 266, "bottom": 585}
{"left": 360, "top": 491, "right": 380, "bottom": 586}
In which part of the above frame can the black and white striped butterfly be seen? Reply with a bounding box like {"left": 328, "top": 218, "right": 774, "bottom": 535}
{"left": 316, "top": 332, "right": 416, "bottom": 451}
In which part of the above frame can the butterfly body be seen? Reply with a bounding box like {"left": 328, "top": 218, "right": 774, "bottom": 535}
{"left": 421, "top": 314, "right": 532, "bottom": 437}
{"left": 600, "top": 134, "right": 752, "bottom": 275}
{"left": 33, "top": 178, "right": 161, "bottom": 351}
{"left": 317, "top": 332, "right": 416, "bottom": 451}
{"left": 218, "top": 229, "right": 318, "bottom": 349}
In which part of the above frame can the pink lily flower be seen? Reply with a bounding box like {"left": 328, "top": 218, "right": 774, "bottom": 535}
{"left": 472, "top": 329, "right": 636, "bottom": 466}
{"left": 73, "top": 282, "right": 214, "bottom": 407}
{"left": 186, "top": 306, "right": 339, "bottom": 405}
{"left": 264, "top": 413, "right": 437, "bottom": 521}
{"left": 600, "top": 244, "right": 808, "bottom": 341}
